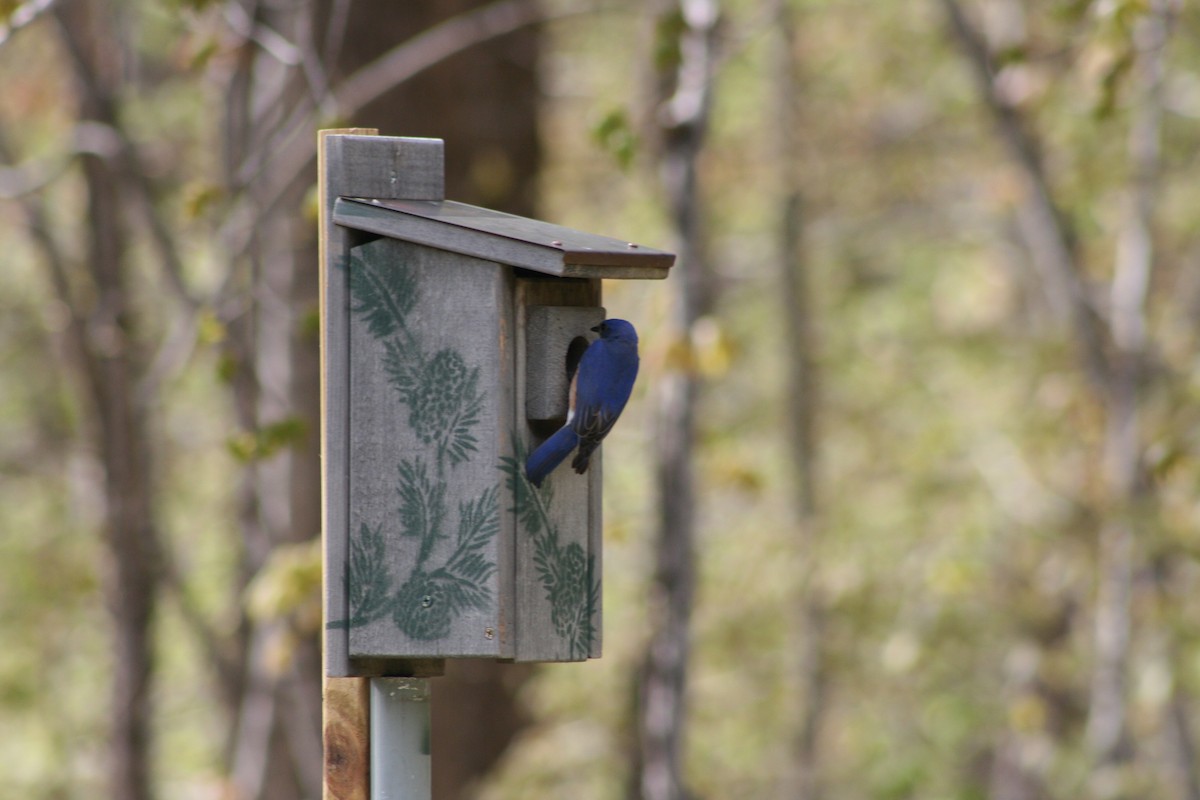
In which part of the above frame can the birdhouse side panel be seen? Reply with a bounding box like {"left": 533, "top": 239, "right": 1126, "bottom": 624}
{"left": 510, "top": 281, "right": 604, "bottom": 662}
{"left": 344, "top": 237, "right": 512, "bottom": 661}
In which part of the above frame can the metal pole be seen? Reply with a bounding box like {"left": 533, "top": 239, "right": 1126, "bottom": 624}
{"left": 370, "top": 678, "right": 432, "bottom": 800}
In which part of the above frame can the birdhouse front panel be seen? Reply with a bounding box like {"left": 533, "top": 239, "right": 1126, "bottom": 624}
{"left": 344, "top": 236, "right": 515, "bottom": 662}
{"left": 511, "top": 280, "right": 606, "bottom": 661}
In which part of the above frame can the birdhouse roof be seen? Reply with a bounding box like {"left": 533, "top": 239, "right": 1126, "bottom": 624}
{"left": 333, "top": 197, "right": 675, "bottom": 279}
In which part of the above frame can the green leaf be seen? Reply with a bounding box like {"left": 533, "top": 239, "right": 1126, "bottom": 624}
{"left": 442, "top": 366, "right": 484, "bottom": 469}
{"left": 348, "top": 523, "right": 392, "bottom": 627}
{"left": 226, "top": 416, "right": 308, "bottom": 462}
{"left": 443, "top": 485, "right": 500, "bottom": 583}
{"left": 383, "top": 339, "right": 420, "bottom": 399}
{"left": 396, "top": 459, "right": 447, "bottom": 567}
{"left": 653, "top": 8, "right": 687, "bottom": 73}
{"left": 347, "top": 252, "right": 417, "bottom": 340}
{"left": 427, "top": 568, "right": 492, "bottom": 613}
{"left": 591, "top": 107, "right": 639, "bottom": 170}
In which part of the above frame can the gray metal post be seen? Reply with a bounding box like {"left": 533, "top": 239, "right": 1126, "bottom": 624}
{"left": 370, "top": 678, "right": 432, "bottom": 800}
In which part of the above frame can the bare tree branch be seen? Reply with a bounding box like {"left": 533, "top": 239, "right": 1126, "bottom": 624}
{"left": 0, "top": 130, "right": 99, "bottom": 406}
{"left": 321, "top": 0, "right": 353, "bottom": 67}
{"left": 0, "top": 0, "right": 57, "bottom": 48}
{"left": 335, "top": 0, "right": 543, "bottom": 116}
{"left": 943, "top": 0, "right": 1185, "bottom": 781}
{"left": 47, "top": 7, "right": 165, "bottom": 799}
{"left": 631, "top": 3, "right": 720, "bottom": 799}
{"left": 768, "top": 2, "right": 829, "bottom": 798}
{"left": 1086, "top": 0, "right": 1177, "bottom": 768}
{"left": 940, "top": 0, "right": 1111, "bottom": 390}
{"left": 225, "top": 0, "right": 598, "bottom": 230}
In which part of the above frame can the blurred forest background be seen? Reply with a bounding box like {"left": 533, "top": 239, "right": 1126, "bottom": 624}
{"left": 3, "top": 0, "right": 1200, "bottom": 799}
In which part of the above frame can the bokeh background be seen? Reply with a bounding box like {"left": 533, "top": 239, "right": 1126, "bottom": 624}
{"left": 3, "top": 1, "right": 1200, "bottom": 798}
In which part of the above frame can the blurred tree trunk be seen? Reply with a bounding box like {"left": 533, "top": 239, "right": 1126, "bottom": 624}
{"left": 10, "top": 1, "right": 564, "bottom": 796}
{"left": 23, "top": 1, "right": 548, "bottom": 796}
{"left": 941, "top": 0, "right": 1191, "bottom": 794}
{"left": 47, "top": 4, "right": 162, "bottom": 799}
{"left": 1087, "top": 0, "right": 1174, "bottom": 770}
{"left": 217, "top": 4, "right": 327, "bottom": 793}
{"left": 630, "top": 3, "right": 719, "bottom": 799}
{"left": 769, "top": 4, "right": 828, "bottom": 797}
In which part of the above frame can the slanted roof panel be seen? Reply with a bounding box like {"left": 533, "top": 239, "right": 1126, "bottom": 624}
{"left": 333, "top": 197, "right": 674, "bottom": 279}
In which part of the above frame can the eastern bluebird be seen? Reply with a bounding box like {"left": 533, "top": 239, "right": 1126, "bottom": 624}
{"left": 524, "top": 318, "right": 640, "bottom": 487}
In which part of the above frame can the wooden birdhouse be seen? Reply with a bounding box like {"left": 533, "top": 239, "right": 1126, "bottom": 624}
{"left": 320, "top": 133, "right": 674, "bottom": 676}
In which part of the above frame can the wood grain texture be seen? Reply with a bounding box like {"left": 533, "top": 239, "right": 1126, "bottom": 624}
{"left": 321, "top": 129, "right": 377, "bottom": 800}
{"left": 326, "top": 136, "right": 445, "bottom": 201}
{"left": 323, "top": 676, "right": 370, "bottom": 800}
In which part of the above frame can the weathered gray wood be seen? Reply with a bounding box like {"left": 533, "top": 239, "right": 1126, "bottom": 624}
{"left": 588, "top": 448, "right": 603, "bottom": 659}
{"left": 525, "top": 306, "right": 606, "bottom": 422}
{"left": 495, "top": 267, "right": 517, "bottom": 658}
{"left": 333, "top": 198, "right": 674, "bottom": 279}
{"left": 323, "top": 132, "right": 447, "bottom": 678}
{"left": 512, "top": 279, "right": 604, "bottom": 661}
{"left": 347, "top": 238, "right": 510, "bottom": 661}
{"left": 322, "top": 129, "right": 375, "bottom": 681}
{"left": 327, "top": 136, "right": 445, "bottom": 201}
{"left": 323, "top": 132, "right": 668, "bottom": 668}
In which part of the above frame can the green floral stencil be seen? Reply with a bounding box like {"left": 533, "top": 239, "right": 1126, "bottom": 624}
{"left": 384, "top": 343, "right": 483, "bottom": 476}
{"left": 346, "top": 522, "right": 391, "bottom": 627}
{"left": 389, "top": 461, "right": 498, "bottom": 639}
{"left": 332, "top": 249, "right": 498, "bottom": 642}
{"left": 501, "top": 448, "right": 599, "bottom": 659}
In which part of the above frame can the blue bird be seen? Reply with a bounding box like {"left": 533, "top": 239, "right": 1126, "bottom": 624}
{"left": 525, "top": 318, "right": 639, "bottom": 487}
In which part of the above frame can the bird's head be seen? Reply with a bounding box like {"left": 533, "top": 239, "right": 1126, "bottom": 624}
{"left": 591, "top": 318, "right": 638, "bottom": 345}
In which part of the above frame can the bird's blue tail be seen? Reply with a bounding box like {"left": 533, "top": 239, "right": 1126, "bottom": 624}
{"left": 524, "top": 426, "right": 579, "bottom": 487}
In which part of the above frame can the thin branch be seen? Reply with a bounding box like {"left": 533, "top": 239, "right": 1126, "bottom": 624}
{"left": 1110, "top": 0, "right": 1175, "bottom": 356}
{"left": 1086, "top": 0, "right": 1177, "bottom": 767}
{"left": 769, "top": 2, "right": 829, "bottom": 798}
{"left": 632, "top": 3, "right": 720, "bottom": 800}
{"left": 223, "top": 1, "right": 302, "bottom": 66}
{"left": 0, "top": 0, "right": 58, "bottom": 48}
{"left": 294, "top": 4, "right": 336, "bottom": 122}
{"left": 160, "top": 552, "right": 241, "bottom": 702}
{"left": 0, "top": 131, "right": 99, "bottom": 399}
{"left": 0, "top": 153, "right": 71, "bottom": 198}
{"left": 227, "top": 0, "right": 600, "bottom": 227}
{"left": 940, "top": 0, "right": 1111, "bottom": 389}
{"left": 321, "top": 0, "right": 352, "bottom": 68}
{"left": 336, "top": 0, "right": 542, "bottom": 117}
{"left": 52, "top": 11, "right": 206, "bottom": 410}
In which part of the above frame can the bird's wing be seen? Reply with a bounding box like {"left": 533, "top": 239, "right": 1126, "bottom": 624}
{"left": 571, "top": 339, "right": 638, "bottom": 444}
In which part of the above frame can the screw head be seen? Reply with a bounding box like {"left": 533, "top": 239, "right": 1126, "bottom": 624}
{"left": 484, "top": 628, "right": 495, "bottom": 640}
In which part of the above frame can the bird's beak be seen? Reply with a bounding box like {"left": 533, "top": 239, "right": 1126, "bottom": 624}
{"left": 590, "top": 324, "right": 602, "bottom": 333}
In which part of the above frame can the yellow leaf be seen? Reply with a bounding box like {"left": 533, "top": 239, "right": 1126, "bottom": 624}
{"left": 245, "top": 539, "right": 322, "bottom": 624}
{"left": 690, "top": 317, "right": 733, "bottom": 378}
